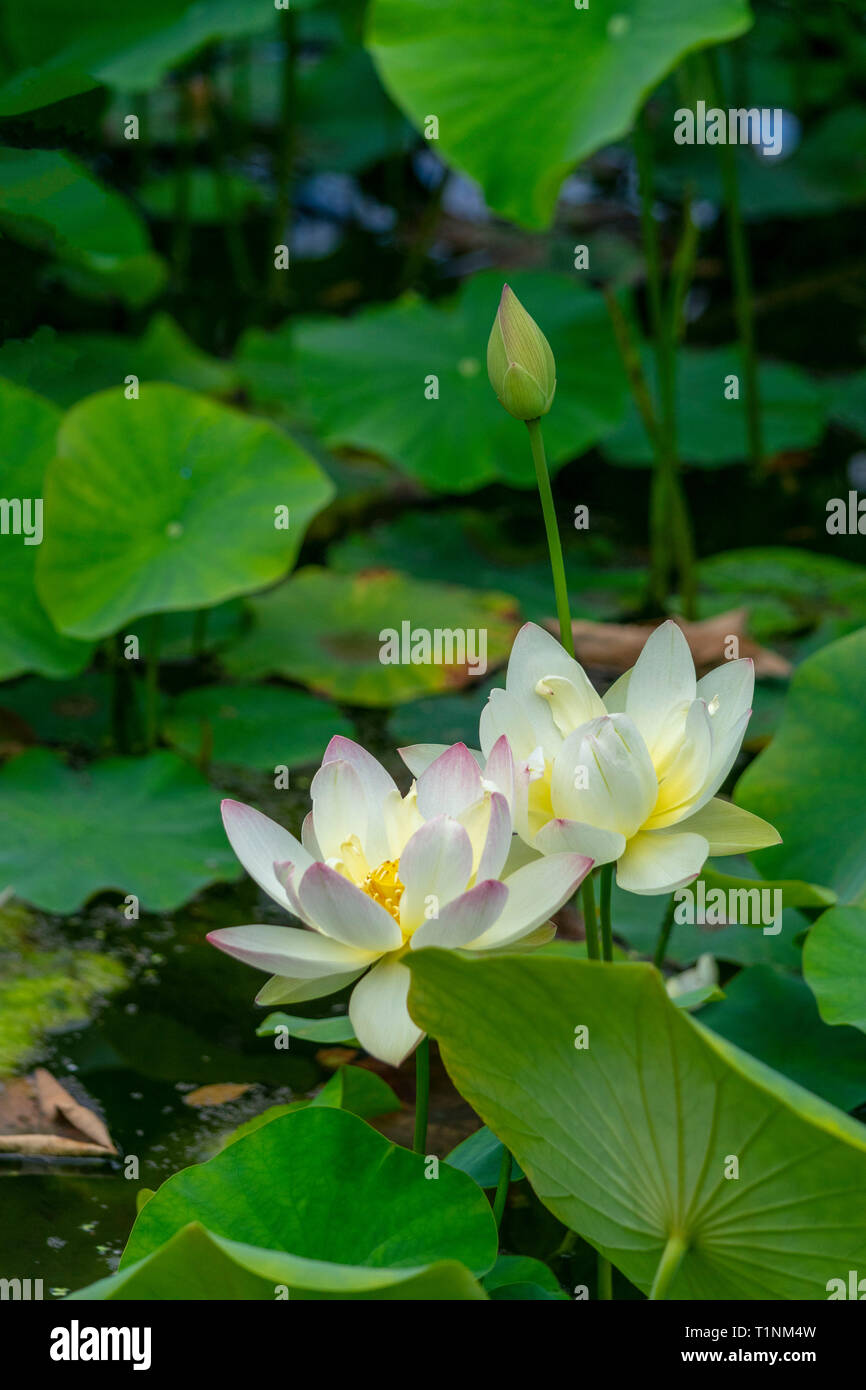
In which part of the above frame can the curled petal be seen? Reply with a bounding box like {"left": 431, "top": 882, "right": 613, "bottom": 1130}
{"left": 296, "top": 861, "right": 402, "bottom": 952}
{"left": 616, "top": 830, "right": 709, "bottom": 896}
{"left": 412, "top": 878, "right": 508, "bottom": 950}
{"left": 206, "top": 924, "right": 375, "bottom": 977}
{"left": 349, "top": 956, "right": 423, "bottom": 1067}
{"left": 535, "top": 816, "right": 624, "bottom": 866}
{"left": 470, "top": 851, "right": 593, "bottom": 949}
{"left": 221, "top": 799, "right": 312, "bottom": 911}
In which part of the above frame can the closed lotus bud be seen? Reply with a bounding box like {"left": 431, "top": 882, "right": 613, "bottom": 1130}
{"left": 487, "top": 284, "right": 556, "bottom": 421}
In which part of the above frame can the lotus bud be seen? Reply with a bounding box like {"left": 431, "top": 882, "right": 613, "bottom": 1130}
{"left": 487, "top": 284, "right": 556, "bottom": 421}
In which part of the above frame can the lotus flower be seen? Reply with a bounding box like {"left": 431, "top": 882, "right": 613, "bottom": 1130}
{"left": 207, "top": 736, "right": 593, "bottom": 1066}
{"left": 477, "top": 620, "right": 781, "bottom": 894}
{"left": 403, "top": 622, "right": 780, "bottom": 897}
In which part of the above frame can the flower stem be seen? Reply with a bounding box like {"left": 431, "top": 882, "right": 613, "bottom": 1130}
{"left": 649, "top": 1232, "right": 688, "bottom": 1300}
{"left": 598, "top": 1256, "right": 613, "bottom": 1300}
{"left": 652, "top": 895, "right": 676, "bottom": 969}
{"left": 599, "top": 864, "right": 614, "bottom": 962}
{"left": 413, "top": 1036, "right": 430, "bottom": 1153}
{"left": 144, "top": 613, "right": 163, "bottom": 751}
{"left": 493, "top": 1144, "right": 513, "bottom": 1230}
{"left": 525, "top": 418, "right": 575, "bottom": 658}
{"left": 708, "top": 51, "right": 762, "bottom": 472}
{"left": 581, "top": 875, "right": 601, "bottom": 961}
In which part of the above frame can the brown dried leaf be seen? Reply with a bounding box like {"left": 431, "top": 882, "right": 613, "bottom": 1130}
{"left": 545, "top": 609, "right": 791, "bottom": 680}
{"left": 182, "top": 1082, "right": 252, "bottom": 1108}
{"left": 0, "top": 1071, "right": 116, "bottom": 1157}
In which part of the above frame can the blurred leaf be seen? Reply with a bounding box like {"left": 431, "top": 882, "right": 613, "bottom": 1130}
{"left": 368, "top": 0, "right": 752, "bottom": 228}
{"left": 0, "top": 0, "right": 278, "bottom": 114}
{"left": 612, "top": 879, "right": 803, "bottom": 970}
{"left": 0, "top": 317, "right": 236, "bottom": 410}
{"left": 447, "top": 1125, "right": 525, "bottom": 1188}
{"left": 736, "top": 628, "right": 866, "bottom": 905}
{"left": 698, "top": 548, "right": 866, "bottom": 645}
{"left": 139, "top": 170, "right": 267, "bottom": 224}
{"left": 0, "top": 148, "right": 164, "bottom": 305}
{"left": 298, "top": 45, "right": 411, "bottom": 172}
{"left": 603, "top": 348, "right": 825, "bottom": 468}
{"left": 803, "top": 907, "right": 866, "bottom": 1034}
{"left": 701, "top": 965, "right": 866, "bottom": 1110}
{"left": 239, "top": 271, "right": 629, "bottom": 492}
{"left": 406, "top": 949, "right": 866, "bottom": 1299}
{"left": 224, "top": 566, "right": 519, "bottom": 705}
{"left": 0, "top": 379, "right": 93, "bottom": 681}
{"left": 256, "top": 1013, "right": 359, "bottom": 1045}
{"left": 827, "top": 368, "right": 866, "bottom": 440}
{"left": 0, "top": 748, "right": 241, "bottom": 913}
{"left": 482, "top": 1255, "right": 566, "bottom": 1301}
{"left": 0, "top": 671, "right": 119, "bottom": 752}
{"left": 36, "top": 384, "right": 334, "bottom": 640}
{"left": 161, "top": 684, "right": 352, "bottom": 771}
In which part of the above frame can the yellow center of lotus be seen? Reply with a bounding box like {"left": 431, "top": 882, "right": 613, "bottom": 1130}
{"left": 361, "top": 858, "right": 405, "bottom": 922}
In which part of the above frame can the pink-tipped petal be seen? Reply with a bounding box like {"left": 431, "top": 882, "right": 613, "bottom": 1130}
{"left": 206, "top": 924, "right": 374, "bottom": 977}
{"left": 221, "top": 799, "right": 312, "bottom": 911}
{"left": 416, "top": 742, "right": 484, "bottom": 819}
{"left": 297, "top": 861, "right": 402, "bottom": 952}
{"left": 411, "top": 878, "right": 508, "bottom": 950}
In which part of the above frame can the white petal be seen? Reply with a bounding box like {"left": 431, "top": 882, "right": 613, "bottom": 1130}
{"left": 221, "top": 799, "right": 312, "bottom": 911}
{"left": 349, "top": 956, "right": 423, "bottom": 1067}
{"left": 483, "top": 734, "right": 514, "bottom": 806}
{"left": 471, "top": 851, "right": 592, "bottom": 948}
{"left": 310, "top": 758, "right": 367, "bottom": 864}
{"left": 616, "top": 830, "right": 709, "bottom": 896}
{"left": 416, "top": 743, "right": 484, "bottom": 819}
{"left": 297, "top": 862, "right": 402, "bottom": 951}
{"left": 476, "top": 791, "right": 513, "bottom": 882}
{"left": 398, "top": 815, "right": 473, "bottom": 933}
{"left": 669, "top": 797, "right": 781, "bottom": 855}
{"left": 411, "top": 879, "right": 508, "bottom": 949}
{"left": 398, "top": 743, "right": 453, "bottom": 777}
{"left": 301, "top": 810, "right": 321, "bottom": 861}
{"left": 649, "top": 698, "right": 713, "bottom": 825}
{"left": 603, "top": 668, "right": 632, "bottom": 714}
{"left": 535, "top": 817, "right": 624, "bottom": 865}
{"left": 273, "top": 859, "right": 314, "bottom": 926}
{"left": 534, "top": 672, "right": 605, "bottom": 739}
{"left": 551, "top": 714, "right": 657, "bottom": 838}
{"left": 207, "top": 924, "right": 375, "bottom": 977}
{"left": 323, "top": 735, "right": 397, "bottom": 803}
{"left": 696, "top": 658, "right": 755, "bottom": 745}
{"left": 624, "top": 620, "right": 696, "bottom": 767}
{"left": 480, "top": 687, "right": 540, "bottom": 762}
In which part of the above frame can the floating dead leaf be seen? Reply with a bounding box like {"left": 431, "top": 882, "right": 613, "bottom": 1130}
{"left": 315, "top": 1046, "right": 358, "bottom": 1070}
{"left": 182, "top": 1082, "right": 252, "bottom": 1108}
{"left": 0, "top": 1069, "right": 117, "bottom": 1157}
{"left": 545, "top": 609, "right": 791, "bottom": 680}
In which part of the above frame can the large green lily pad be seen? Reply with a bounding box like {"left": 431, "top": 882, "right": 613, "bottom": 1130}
{"left": 119, "top": 1107, "right": 498, "bottom": 1282}
{"left": 161, "top": 684, "right": 353, "bottom": 772}
{"left": 803, "top": 907, "right": 866, "bottom": 1035}
{"left": 406, "top": 950, "right": 866, "bottom": 1299}
{"left": 367, "top": 0, "right": 752, "bottom": 227}
{"left": 223, "top": 566, "right": 520, "bottom": 705}
{"left": 736, "top": 628, "right": 866, "bottom": 906}
{"left": 0, "top": 379, "right": 92, "bottom": 681}
{"left": 36, "top": 385, "right": 335, "bottom": 640}
{"left": 239, "top": 271, "right": 629, "bottom": 493}
{"left": 0, "top": 749, "right": 241, "bottom": 913}
{"left": 70, "top": 1222, "right": 487, "bottom": 1300}
{"left": 603, "top": 348, "right": 825, "bottom": 468}
{"left": 698, "top": 547, "right": 866, "bottom": 646}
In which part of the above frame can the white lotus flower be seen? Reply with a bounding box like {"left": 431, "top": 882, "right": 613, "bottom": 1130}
{"left": 208, "top": 736, "right": 592, "bottom": 1066}
{"left": 467, "top": 620, "right": 780, "bottom": 896}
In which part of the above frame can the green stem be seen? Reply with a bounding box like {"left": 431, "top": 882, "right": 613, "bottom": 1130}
{"left": 599, "top": 864, "right": 614, "bottom": 963}
{"left": 652, "top": 895, "right": 676, "bottom": 969}
{"left": 525, "top": 418, "right": 575, "bottom": 658}
{"left": 598, "top": 1256, "right": 612, "bottom": 1300}
{"left": 492, "top": 1145, "right": 513, "bottom": 1230}
{"left": 649, "top": 1232, "right": 688, "bottom": 1301}
{"left": 708, "top": 51, "right": 762, "bottom": 472}
{"left": 413, "top": 1036, "right": 430, "bottom": 1154}
{"left": 634, "top": 110, "right": 697, "bottom": 619}
{"left": 581, "top": 874, "right": 601, "bottom": 961}
{"left": 144, "top": 614, "right": 163, "bottom": 751}
{"left": 271, "top": 7, "right": 298, "bottom": 309}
